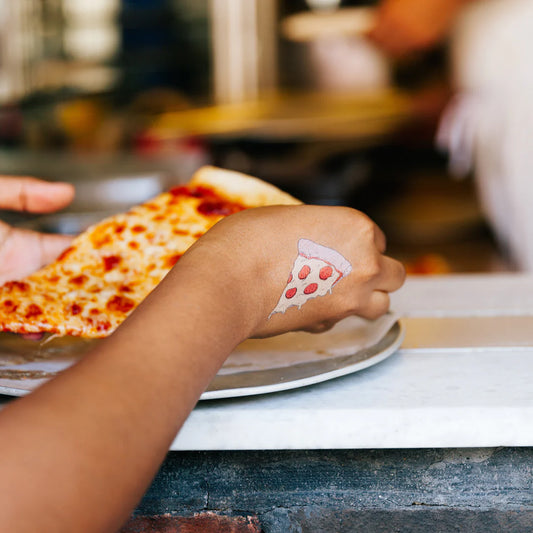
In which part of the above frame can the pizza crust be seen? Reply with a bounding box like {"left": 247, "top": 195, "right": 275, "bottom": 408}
{"left": 0, "top": 166, "right": 301, "bottom": 338}
{"left": 191, "top": 166, "right": 301, "bottom": 207}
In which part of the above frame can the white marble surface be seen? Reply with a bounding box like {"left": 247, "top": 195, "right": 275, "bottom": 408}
{"left": 171, "top": 274, "right": 533, "bottom": 450}
{"left": 1, "top": 274, "right": 532, "bottom": 450}
{"left": 173, "top": 347, "right": 533, "bottom": 450}
{"left": 391, "top": 273, "right": 533, "bottom": 317}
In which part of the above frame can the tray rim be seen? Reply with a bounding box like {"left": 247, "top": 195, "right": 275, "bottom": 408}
{"left": 0, "top": 321, "right": 404, "bottom": 400}
{"left": 200, "top": 321, "right": 404, "bottom": 400}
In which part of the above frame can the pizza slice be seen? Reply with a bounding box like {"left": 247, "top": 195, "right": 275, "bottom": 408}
{"left": 269, "top": 238, "right": 352, "bottom": 317}
{"left": 0, "top": 166, "right": 300, "bottom": 338}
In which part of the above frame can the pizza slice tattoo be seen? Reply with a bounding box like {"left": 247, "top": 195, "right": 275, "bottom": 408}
{"left": 269, "top": 239, "right": 352, "bottom": 318}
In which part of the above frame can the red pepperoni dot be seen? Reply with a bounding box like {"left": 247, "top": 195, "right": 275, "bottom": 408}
{"left": 106, "top": 295, "right": 135, "bottom": 313}
{"left": 298, "top": 265, "right": 311, "bottom": 280}
{"left": 287, "top": 273, "right": 293, "bottom": 283}
{"left": 319, "top": 266, "right": 333, "bottom": 280}
{"left": 304, "top": 283, "right": 318, "bottom": 295}
{"left": 285, "top": 287, "right": 297, "bottom": 299}
{"left": 25, "top": 303, "right": 43, "bottom": 318}
{"left": 70, "top": 303, "right": 82, "bottom": 316}
{"left": 103, "top": 255, "right": 121, "bottom": 271}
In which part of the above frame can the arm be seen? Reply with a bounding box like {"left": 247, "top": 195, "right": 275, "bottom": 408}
{"left": 367, "top": 0, "right": 476, "bottom": 57}
{"left": 0, "top": 205, "right": 405, "bottom": 533}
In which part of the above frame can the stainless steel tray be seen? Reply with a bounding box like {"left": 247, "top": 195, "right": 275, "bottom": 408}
{"left": 0, "top": 320, "right": 403, "bottom": 400}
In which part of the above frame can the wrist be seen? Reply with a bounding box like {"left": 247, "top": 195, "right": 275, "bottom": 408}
{"left": 164, "top": 246, "right": 262, "bottom": 345}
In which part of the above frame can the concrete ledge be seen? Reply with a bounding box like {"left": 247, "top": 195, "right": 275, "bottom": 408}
{"left": 135, "top": 448, "right": 533, "bottom": 532}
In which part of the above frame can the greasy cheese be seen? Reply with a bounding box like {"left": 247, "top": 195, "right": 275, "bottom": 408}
{"left": 0, "top": 167, "right": 299, "bottom": 337}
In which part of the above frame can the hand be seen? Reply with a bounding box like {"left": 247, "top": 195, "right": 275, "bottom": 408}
{"left": 367, "top": 0, "right": 468, "bottom": 57}
{"left": 0, "top": 177, "right": 75, "bottom": 284}
{"left": 181, "top": 204, "right": 405, "bottom": 339}
{"left": 0, "top": 203, "right": 404, "bottom": 533}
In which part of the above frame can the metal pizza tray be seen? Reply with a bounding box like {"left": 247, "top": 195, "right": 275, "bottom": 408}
{"left": 0, "top": 318, "right": 403, "bottom": 400}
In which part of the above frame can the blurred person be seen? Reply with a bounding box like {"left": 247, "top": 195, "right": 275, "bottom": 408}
{"left": 0, "top": 174, "right": 405, "bottom": 532}
{"left": 369, "top": 0, "right": 533, "bottom": 270}
{"left": 367, "top": 0, "right": 470, "bottom": 58}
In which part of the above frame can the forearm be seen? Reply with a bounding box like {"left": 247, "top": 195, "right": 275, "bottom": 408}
{"left": 370, "top": 0, "right": 480, "bottom": 56}
{"left": 0, "top": 204, "right": 405, "bottom": 532}
{"left": 0, "top": 256, "right": 254, "bottom": 533}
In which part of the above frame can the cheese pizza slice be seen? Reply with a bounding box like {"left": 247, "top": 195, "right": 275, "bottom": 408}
{"left": 0, "top": 166, "right": 300, "bottom": 337}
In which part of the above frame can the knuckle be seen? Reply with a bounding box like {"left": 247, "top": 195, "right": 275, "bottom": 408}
{"left": 361, "top": 256, "right": 381, "bottom": 281}
{"left": 347, "top": 208, "right": 374, "bottom": 232}
{"left": 359, "top": 217, "right": 376, "bottom": 238}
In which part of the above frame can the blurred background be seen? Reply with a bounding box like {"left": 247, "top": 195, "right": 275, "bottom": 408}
{"left": 0, "top": 0, "right": 524, "bottom": 274}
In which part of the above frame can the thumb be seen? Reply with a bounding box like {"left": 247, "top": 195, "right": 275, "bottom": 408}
{"left": 38, "top": 233, "right": 74, "bottom": 266}
{"left": 0, "top": 226, "right": 73, "bottom": 284}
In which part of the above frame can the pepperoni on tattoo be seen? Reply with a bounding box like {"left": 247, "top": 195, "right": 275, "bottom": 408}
{"left": 319, "top": 266, "right": 333, "bottom": 280}
{"left": 298, "top": 265, "right": 311, "bottom": 279}
{"left": 285, "top": 287, "right": 297, "bottom": 299}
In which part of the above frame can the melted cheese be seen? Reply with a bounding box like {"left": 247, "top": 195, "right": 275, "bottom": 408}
{"left": 0, "top": 182, "right": 243, "bottom": 336}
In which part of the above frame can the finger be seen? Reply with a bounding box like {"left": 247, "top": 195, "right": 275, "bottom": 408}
{"left": 39, "top": 233, "right": 74, "bottom": 266}
{"left": 0, "top": 177, "right": 75, "bottom": 213}
{"left": 357, "top": 290, "right": 391, "bottom": 321}
{"left": 375, "top": 255, "right": 406, "bottom": 293}
{"left": 367, "top": 18, "right": 410, "bottom": 58}
{"left": 365, "top": 17, "right": 394, "bottom": 53}
{"left": 0, "top": 227, "right": 73, "bottom": 284}
{"left": 301, "top": 319, "right": 338, "bottom": 334}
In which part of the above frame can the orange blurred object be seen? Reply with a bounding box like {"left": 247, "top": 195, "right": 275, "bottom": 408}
{"left": 405, "top": 253, "right": 452, "bottom": 275}
{"left": 56, "top": 99, "right": 105, "bottom": 150}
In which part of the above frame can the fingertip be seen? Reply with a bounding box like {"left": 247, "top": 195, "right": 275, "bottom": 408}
{"left": 52, "top": 181, "right": 75, "bottom": 198}
{"left": 26, "top": 180, "right": 75, "bottom": 213}
{"left": 393, "top": 258, "right": 407, "bottom": 289}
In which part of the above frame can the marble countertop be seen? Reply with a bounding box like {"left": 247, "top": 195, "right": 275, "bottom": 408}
{"left": 172, "top": 274, "right": 533, "bottom": 450}
{"left": 1, "top": 274, "right": 532, "bottom": 450}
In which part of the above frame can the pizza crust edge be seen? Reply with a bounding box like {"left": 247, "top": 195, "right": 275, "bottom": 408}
{"left": 190, "top": 166, "right": 302, "bottom": 207}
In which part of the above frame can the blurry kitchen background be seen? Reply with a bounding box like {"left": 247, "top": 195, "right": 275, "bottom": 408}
{"left": 0, "top": 0, "right": 513, "bottom": 273}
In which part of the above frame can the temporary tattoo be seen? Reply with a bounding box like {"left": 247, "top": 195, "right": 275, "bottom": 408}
{"left": 269, "top": 238, "right": 352, "bottom": 318}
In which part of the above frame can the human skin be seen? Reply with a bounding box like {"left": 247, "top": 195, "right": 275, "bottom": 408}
{"left": 367, "top": 0, "right": 474, "bottom": 57}
{"left": 0, "top": 176, "right": 74, "bottom": 283}
{"left": 0, "top": 202, "right": 404, "bottom": 533}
